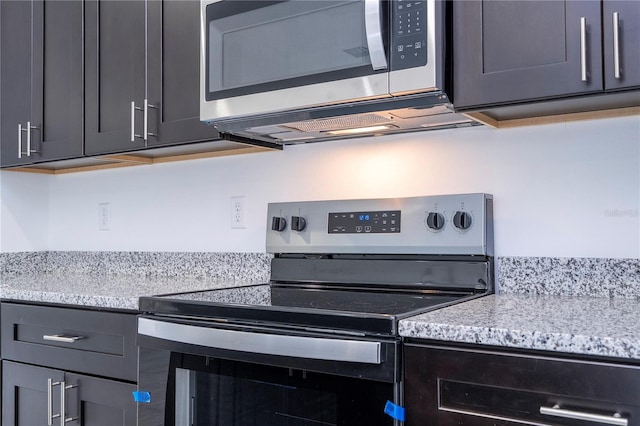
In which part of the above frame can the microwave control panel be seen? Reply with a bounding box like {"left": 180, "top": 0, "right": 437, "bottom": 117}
{"left": 391, "top": 0, "right": 428, "bottom": 71}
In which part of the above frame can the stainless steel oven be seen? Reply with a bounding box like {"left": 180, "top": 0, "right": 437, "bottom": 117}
{"left": 136, "top": 194, "right": 494, "bottom": 425}
{"left": 200, "top": 0, "right": 445, "bottom": 123}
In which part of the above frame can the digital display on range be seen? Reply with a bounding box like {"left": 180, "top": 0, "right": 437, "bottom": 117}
{"left": 328, "top": 210, "right": 401, "bottom": 234}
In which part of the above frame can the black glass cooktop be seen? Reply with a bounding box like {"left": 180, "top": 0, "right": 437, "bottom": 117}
{"left": 139, "top": 284, "right": 474, "bottom": 336}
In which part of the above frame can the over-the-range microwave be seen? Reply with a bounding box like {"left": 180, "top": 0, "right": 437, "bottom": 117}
{"left": 200, "top": 0, "right": 476, "bottom": 144}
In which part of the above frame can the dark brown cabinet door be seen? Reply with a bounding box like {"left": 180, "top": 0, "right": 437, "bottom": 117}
{"left": 146, "top": 0, "right": 220, "bottom": 146}
{"left": 1, "top": 0, "right": 84, "bottom": 167}
{"left": 603, "top": 0, "right": 640, "bottom": 90}
{"left": 2, "top": 361, "right": 65, "bottom": 426}
{"left": 84, "top": 0, "right": 147, "bottom": 155}
{"left": 65, "top": 373, "right": 137, "bottom": 426}
{"left": 452, "top": 1, "right": 603, "bottom": 110}
{"left": 1, "top": 362, "right": 136, "bottom": 426}
{"left": 0, "top": 0, "right": 33, "bottom": 167}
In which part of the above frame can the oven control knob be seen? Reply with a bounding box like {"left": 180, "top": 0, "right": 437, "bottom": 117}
{"left": 426, "top": 212, "right": 445, "bottom": 230}
{"left": 271, "top": 216, "right": 287, "bottom": 232}
{"left": 291, "top": 216, "right": 306, "bottom": 232}
{"left": 453, "top": 211, "right": 472, "bottom": 230}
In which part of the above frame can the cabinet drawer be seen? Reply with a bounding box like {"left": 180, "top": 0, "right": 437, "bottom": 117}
{"left": 404, "top": 344, "right": 640, "bottom": 425}
{"left": 1, "top": 303, "right": 137, "bottom": 381}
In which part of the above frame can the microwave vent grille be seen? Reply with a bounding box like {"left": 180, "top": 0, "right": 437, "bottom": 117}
{"left": 282, "top": 114, "right": 392, "bottom": 133}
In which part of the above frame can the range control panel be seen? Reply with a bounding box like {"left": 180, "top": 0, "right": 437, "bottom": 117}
{"left": 328, "top": 210, "right": 401, "bottom": 234}
{"left": 266, "top": 194, "right": 493, "bottom": 256}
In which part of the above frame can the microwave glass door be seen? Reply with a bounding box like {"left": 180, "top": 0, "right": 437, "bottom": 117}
{"left": 206, "top": 0, "right": 388, "bottom": 101}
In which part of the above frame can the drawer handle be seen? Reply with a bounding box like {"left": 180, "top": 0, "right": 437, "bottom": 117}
{"left": 540, "top": 404, "right": 628, "bottom": 426}
{"left": 43, "top": 334, "right": 83, "bottom": 343}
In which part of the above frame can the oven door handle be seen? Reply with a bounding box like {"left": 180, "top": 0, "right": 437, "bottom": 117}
{"left": 138, "top": 318, "right": 382, "bottom": 364}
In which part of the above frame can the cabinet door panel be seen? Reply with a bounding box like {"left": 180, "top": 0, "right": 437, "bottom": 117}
{"left": 39, "top": 0, "right": 84, "bottom": 161}
{"left": 65, "top": 373, "right": 137, "bottom": 426}
{"left": 0, "top": 0, "right": 33, "bottom": 167}
{"left": 147, "top": 0, "right": 220, "bottom": 146}
{"left": 453, "top": 1, "right": 603, "bottom": 109}
{"left": 603, "top": 0, "right": 640, "bottom": 90}
{"left": 0, "top": 0, "right": 83, "bottom": 167}
{"left": 84, "top": 0, "right": 146, "bottom": 155}
{"left": 2, "top": 361, "right": 64, "bottom": 426}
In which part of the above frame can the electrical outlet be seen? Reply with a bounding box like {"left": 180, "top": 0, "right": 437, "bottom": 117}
{"left": 98, "top": 203, "right": 110, "bottom": 231}
{"left": 230, "top": 196, "right": 245, "bottom": 229}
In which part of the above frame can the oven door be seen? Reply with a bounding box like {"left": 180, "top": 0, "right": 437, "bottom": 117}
{"left": 137, "top": 316, "right": 402, "bottom": 425}
{"left": 200, "top": 0, "right": 391, "bottom": 121}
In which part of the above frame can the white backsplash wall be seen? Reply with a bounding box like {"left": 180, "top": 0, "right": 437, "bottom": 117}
{"left": 1, "top": 115, "right": 639, "bottom": 258}
{"left": 0, "top": 170, "right": 50, "bottom": 252}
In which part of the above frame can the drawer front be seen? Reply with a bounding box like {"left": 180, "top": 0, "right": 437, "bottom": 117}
{"left": 404, "top": 344, "right": 640, "bottom": 425}
{"left": 1, "top": 303, "right": 137, "bottom": 381}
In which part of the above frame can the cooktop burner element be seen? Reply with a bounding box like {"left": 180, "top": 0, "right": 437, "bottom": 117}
{"left": 140, "top": 194, "right": 494, "bottom": 337}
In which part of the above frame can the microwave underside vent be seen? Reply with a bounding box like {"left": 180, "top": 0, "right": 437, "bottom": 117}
{"left": 282, "top": 114, "right": 392, "bottom": 133}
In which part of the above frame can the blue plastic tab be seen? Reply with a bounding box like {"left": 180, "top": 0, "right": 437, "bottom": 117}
{"left": 384, "top": 400, "right": 406, "bottom": 421}
{"left": 132, "top": 391, "right": 151, "bottom": 403}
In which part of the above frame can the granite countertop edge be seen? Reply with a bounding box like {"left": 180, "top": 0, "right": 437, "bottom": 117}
{"left": 0, "top": 273, "right": 265, "bottom": 311}
{"left": 398, "top": 294, "right": 640, "bottom": 361}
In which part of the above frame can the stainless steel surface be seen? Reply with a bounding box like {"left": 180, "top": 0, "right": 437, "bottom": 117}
{"left": 365, "top": 0, "right": 387, "bottom": 71}
{"left": 540, "top": 405, "right": 628, "bottom": 426}
{"left": 580, "top": 17, "right": 587, "bottom": 82}
{"left": 144, "top": 101, "right": 149, "bottom": 142}
{"left": 144, "top": 100, "right": 158, "bottom": 141}
{"left": 48, "top": 379, "right": 61, "bottom": 426}
{"left": 130, "top": 101, "right": 136, "bottom": 142}
{"left": 59, "top": 381, "right": 65, "bottom": 426}
{"left": 613, "top": 12, "right": 621, "bottom": 79}
{"left": 43, "top": 334, "right": 83, "bottom": 343}
{"left": 200, "top": 0, "right": 389, "bottom": 121}
{"left": 26, "top": 121, "right": 32, "bottom": 157}
{"left": 389, "top": 0, "right": 439, "bottom": 95}
{"left": 18, "top": 123, "right": 22, "bottom": 159}
{"left": 28, "top": 122, "right": 38, "bottom": 156}
{"left": 266, "top": 193, "right": 493, "bottom": 255}
{"left": 138, "top": 317, "right": 382, "bottom": 364}
{"left": 62, "top": 383, "right": 78, "bottom": 424}
{"left": 175, "top": 368, "right": 195, "bottom": 426}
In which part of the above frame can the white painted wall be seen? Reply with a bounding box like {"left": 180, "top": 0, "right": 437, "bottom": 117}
{"left": 0, "top": 170, "right": 50, "bottom": 252}
{"left": 1, "top": 115, "right": 639, "bottom": 257}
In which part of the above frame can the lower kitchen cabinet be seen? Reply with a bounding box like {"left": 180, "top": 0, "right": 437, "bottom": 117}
{"left": 1, "top": 303, "right": 138, "bottom": 425}
{"left": 2, "top": 361, "right": 136, "bottom": 425}
{"left": 404, "top": 343, "right": 640, "bottom": 425}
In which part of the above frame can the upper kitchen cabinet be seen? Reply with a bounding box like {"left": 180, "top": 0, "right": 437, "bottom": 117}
{"left": 0, "top": 0, "right": 84, "bottom": 167}
{"left": 603, "top": 1, "right": 640, "bottom": 91}
{"left": 452, "top": 1, "right": 603, "bottom": 110}
{"left": 146, "top": 0, "right": 220, "bottom": 146}
{"left": 84, "top": 0, "right": 147, "bottom": 155}
{"left": 85, "top": 0, "right": 219, "bottom": 156}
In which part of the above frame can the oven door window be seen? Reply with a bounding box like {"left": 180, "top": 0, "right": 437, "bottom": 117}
{"left": 173, "top": 356, "right": 394, "bottom": 426}
{"left": 205, "top": 0, "right": 389, "bottom": 101}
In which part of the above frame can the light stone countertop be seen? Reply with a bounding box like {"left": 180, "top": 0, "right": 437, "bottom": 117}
{"left": 0, "top": 273, "right": 266, "bottom": 311}
{"left": 398, "top": 294, "right": 640, "bottom": 360}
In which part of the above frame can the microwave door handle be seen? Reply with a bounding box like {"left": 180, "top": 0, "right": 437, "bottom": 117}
{"left": 365, "top": 0, "right": 387, "bottom": 70}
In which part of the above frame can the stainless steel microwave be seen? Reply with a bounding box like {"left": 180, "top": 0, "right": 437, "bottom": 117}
{"left": 200, "top": 0, "right": 445, "bottom": 124}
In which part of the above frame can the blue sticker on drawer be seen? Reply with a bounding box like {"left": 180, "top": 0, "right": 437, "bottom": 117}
{"left": 132, "top": 391, "right": 151, "bottom": 403}
{"left": 384, "top": 400, "right": 405, "bottom": 421}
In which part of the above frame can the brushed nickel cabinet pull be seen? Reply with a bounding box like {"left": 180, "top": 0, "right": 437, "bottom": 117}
{"left": 580, "top": 17, "right": 588, "bottom": 82}
{"left": 540, "top": 404, "right": 628, "bottom": 426}
{"left": 613, "top": 12, "right": 621, "bottom": 79}
{"left": 43, "top": 334, "right": 83, "bottom": 343}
